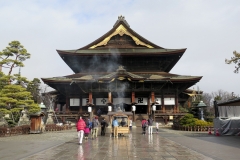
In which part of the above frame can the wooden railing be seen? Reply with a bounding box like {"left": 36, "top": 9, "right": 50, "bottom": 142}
{"left": 45, "top": 124, "right": 72, "bottom": 131}
{"left": 155, "top": 110, "right": 187, "bottom": 114}
{"left": 0, "top": 125, "right": 30, "bottom": 137}
{"left": 0, "top": 124, "right": 72, "bottom": 137}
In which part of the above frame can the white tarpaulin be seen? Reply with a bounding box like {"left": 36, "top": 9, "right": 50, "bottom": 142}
{"left": 213, "top": 105, "right": 240, "bottom": 135}
{"left": 218, "top": 106, "right": 240, "bottom": 118}
{"left": 214, "top": 117, "right": 240, "bottom": 136}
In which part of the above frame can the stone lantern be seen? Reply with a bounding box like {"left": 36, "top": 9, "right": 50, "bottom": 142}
{"left": 197, "top": 101, "right": 207, "bottom": 120}
{"left": 39, "top": 102, "right": 47, "bottom": 123}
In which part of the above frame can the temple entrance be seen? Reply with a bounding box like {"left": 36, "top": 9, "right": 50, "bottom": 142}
{"left": 135, "top": 105, "right": 147, "bottom": 114}
{"left": 113, "top": 103, "right": 131, "bottom": 112}
{"left": 69, "top": 106, "right": 79, "bottom": 112}
{"left": 94, "top": 106, "right": 108, "bottom": 116}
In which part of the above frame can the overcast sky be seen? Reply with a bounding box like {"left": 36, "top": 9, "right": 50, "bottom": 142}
{"left": 0, "top": 0, "right": 240, "bottom": 96}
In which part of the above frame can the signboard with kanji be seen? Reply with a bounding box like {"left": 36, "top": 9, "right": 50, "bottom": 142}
{"left": 135, "top": 98, "right": 148, "bottom": 105}
{"left": 96, "top": 98, "right": 108, "bottom": 105}
{"left": 82, "top": 98, "right": 89, "bottom": 106}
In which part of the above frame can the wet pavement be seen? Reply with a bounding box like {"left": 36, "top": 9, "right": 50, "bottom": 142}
{"left": 1, "top": 127, "right": 240, "bottom": 160}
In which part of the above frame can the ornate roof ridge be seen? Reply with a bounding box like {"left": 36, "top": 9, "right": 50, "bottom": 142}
{"left": 113, "top": 15, "right": 130, "bottom": 28}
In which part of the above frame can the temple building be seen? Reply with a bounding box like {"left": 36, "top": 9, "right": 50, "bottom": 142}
{"left": 41, "top": 16, "right": 202, "bottom": 124}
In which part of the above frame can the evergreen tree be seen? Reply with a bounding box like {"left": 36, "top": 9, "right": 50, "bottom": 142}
{"left": 0, "top": 85, "right": 40, "bottom": 116}
{"left": 225, "top": 50, "right": 240, "bottom": 73}
{"left": 0, "top": 41, "right": 30, "bottom": 76}
{"left": 27, "top": 78, "right": 41, "bottom": 103}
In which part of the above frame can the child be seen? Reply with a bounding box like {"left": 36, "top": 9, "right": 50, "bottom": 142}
{"left": 155, "top": 122, "right": 159, "bottom": 133}
{"left": 84, "top": 127, "right": 90, "bottom": 140}
{"left": 141, "top": 119, "right": 148, "bottom": 135}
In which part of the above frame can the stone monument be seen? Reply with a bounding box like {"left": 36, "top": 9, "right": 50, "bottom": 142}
{"left": 18, "top": 109, "right": 30, "bottom": 126}
{"left": 46, "top": 109, "right": 55, "bottom": 124}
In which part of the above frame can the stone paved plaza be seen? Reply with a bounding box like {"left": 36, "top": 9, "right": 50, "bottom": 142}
{"left": 1, "top": 127, "right": 240, "bottom": 160}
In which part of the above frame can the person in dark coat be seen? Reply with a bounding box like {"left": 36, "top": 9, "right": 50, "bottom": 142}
{"left": 101, "top": 118, "right": 108, "bottom": 136}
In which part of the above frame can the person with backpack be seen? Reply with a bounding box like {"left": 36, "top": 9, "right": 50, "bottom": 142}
{"left": 141, "top": 118, "right": 147, "bottom": 135}
{"left": 91, "top": 117, "right": 99, "bottom": 139}
{"left": 101, "top": 118, "right": 108, "bottom": 136}
{"left": 76, "top": 116, "right": 86, "bottom": 145}
{"left": 148, "top": 116, "right": 154, "bottom": 134}
{"left": 84, "top": 118, "right": 90, "bottom": 139}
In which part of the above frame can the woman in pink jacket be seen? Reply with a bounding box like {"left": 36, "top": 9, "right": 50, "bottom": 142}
{"left": 77, "top": 116, "right": 86, "bottom": 145}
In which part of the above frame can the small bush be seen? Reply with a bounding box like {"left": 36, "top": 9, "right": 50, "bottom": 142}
{"left": 179, "top": 113, "right": 214, "bottom": 127}
{"left": 179, "top": 114, "right": 198, "bottom": 126}
{"left": 195, "top": 120, "right": 208, "bottom": 126}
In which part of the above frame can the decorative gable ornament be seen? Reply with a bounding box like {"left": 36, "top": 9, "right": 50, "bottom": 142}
{"left": 89, "top": 24, "right": 154, "bottom": 49}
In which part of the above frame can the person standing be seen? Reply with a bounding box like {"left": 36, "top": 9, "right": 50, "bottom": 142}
{"left": 101, "top": 118, "right": 108, "bottom": 136}
{"left": 148, "top": 116, "right": 154, "bottom": 134}
{"left": 155, "top": 122, "right": 159, "bottom": 133}
{"left": 77, "top": 116, "right": 86, "bottom": 145}
{"left": 91, "top": 117, "right": 99, "bottom": 139}
{"left": 84, "top": 118, "right": 90, "bottom": 139}
{"left": 141, "top": 118, "right": 147, "bottom": 135}
{"left": 129, "top": 118, "right": 133, "bottom": 131}
{"left": 120, "top": 117, "right": 126, "bottom": 127}
{"left": 112, "top": 117, "right": 119, "bottom": 138}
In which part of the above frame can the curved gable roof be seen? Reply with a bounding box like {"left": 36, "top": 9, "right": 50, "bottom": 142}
{"left": 79, "top": 16, "right": 163, "bottom": 50}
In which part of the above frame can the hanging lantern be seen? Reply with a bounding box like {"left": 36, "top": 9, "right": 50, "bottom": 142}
{"left": 108, "top": 106, "right": 112, "bottom": 112}
{"left": 132, "top": 105, "right": 136, "bottom": 111}
{"left": 88, "top": 106, "right": 92, "bottom": 112}
{"left": 152, "top": 105, "right": 156, "bottom": 111}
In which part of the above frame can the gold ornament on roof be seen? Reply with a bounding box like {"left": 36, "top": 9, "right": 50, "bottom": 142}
{"left": 89, "top": 24, "right": 154, "bottom": 49}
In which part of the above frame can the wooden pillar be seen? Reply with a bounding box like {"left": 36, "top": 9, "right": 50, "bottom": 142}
{"left": 151, "top": 92, "right": 155, "bottom": 103}
{"left": 66, "top": 97, "right": 69, "bottom": 113}
{"left": 89, "top": 92, "right": 93, "bottom": 104}
{"left": 175, "top": 94, "right": 179, "bottom": 113}
{"left": 89, "top": 92, "right": 93, "bottom": 119}
{"left": 131, "top": 92, "right": 135, "bottom": 122}
{"left": 108, "top": 92, "right": 112, "bottom": 103}
{"left": 147, "top": 99, "right": 151, "bottom": 115}
{"left": 131, "top": 92, "right": 135, "bottom": 104}
{"left": 79, "top": 97, "right": 82, "bottom": 114}
{"left": 188, "top": 100, "right": 191, "bottom": 108}
{"left": 151, "top": 92, "right": 155, "bottom": 119}
{"left": 173, "top": 96, "right": 176, "bottom": 113}
{"left": 161, "top": 94, "right": 165, "bottom": 113}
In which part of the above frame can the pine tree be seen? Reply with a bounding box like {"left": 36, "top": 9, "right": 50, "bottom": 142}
{"left": 0, "top": 41, "right": 30, "bottom": 76}
{"left": 225, "top": 50, "right": 240, "bottom": 73}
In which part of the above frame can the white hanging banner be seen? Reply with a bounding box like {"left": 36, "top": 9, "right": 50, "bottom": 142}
{"left": 82, "top": 98, "right": 89, "bottom": 106}
{"left": 113, "top": 98, "right": 131, "bottom": 105}
{"left": 70, "top": 98, "right": 80, "bottom": 106}
{"left": 164, "top": 98, "right": 175, "bottom": 105}
{"left": 96, "top": 98, "right": 108, "bottom": 105}
{"left": 135, "top": 97, "right": 148, "bottom": 105}
{"left": 150, "top": 98, "right": 161, "bottom": 105}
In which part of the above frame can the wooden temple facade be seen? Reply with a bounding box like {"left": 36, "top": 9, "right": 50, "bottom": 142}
{"left": 41, "top": 16, "right": 202, "bottom": 124}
